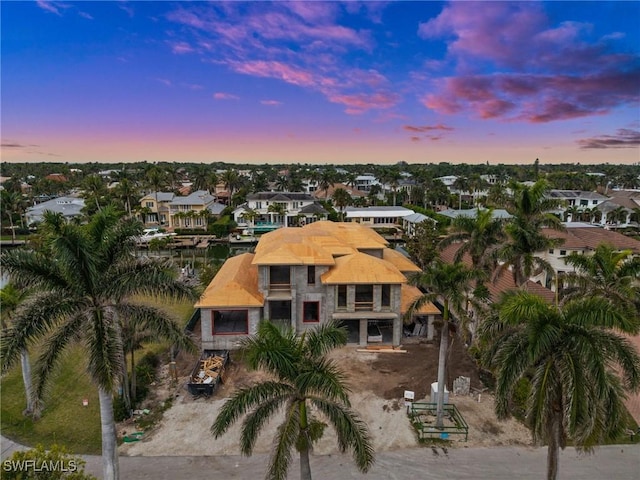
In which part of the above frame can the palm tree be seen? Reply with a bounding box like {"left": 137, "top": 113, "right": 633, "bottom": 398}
{"left": 439, "top": 208, "right": 506, "bottom": 273}
{"left": 331, "top": 188, "right": 352, "bottom": 221}
{"left": 268, "top": 203, "right": 287, "bottom": 227}
{"left": 496, "top": 180, "right": 564, "bottom": 286}
{"left": 479, "top": 291, "right": 640, "bottom": 480}
{"left": 212, "top": 320, "right": 374, "bottom": 480}
{"left": 407, "top": 261, "right": 484, "bottom": 428}
{"left": 0, "top": 190, "right": 24, "bottom": 244}
{"left": 82, "top": 174, "right": 106, "bottom": 213}
{"left": 146, "top": 166, "right": 166, "bottom": 224}
{"left": 561, "top": 244, "right": 640, "bottom": 315}
{"left": 0, "top": 283, "right": 38, "bottom": 417}
{"left": 275, "top": 175, "right": 289, "bottom": 192}
{"left": 113, "top": 178, "right": 137, "bottom": 218}
{"left": 0, "top": 208, "right": 196, "bottom": 480}
{"left": 221, "top": 170, "right": 241, "bottom": 206}
{"left": 452, "top": 176, "right": 470, "bottom": 210}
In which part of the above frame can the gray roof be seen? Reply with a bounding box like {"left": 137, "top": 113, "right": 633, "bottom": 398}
{"left": 170, "top": 190, "right": 215, "bottom": 206}
{"left": 247, "top": 192, "right": 315, "bottom": 201}
{"left": 146, "top": 192, "right": 175, "bottom": 202}
{"left": 439, "top": 208, "right": 512, "bottom": 220}
{"left": 26, "top": 196, "right": 85, "bottom": 223}
{"left": 299, "top": 204, "right": 328, "bottom": 215}
{"left": 207, "top": 202, "right": 226, "bottom": 215}
{"left": 548, "top": 190, "right": 609, "bottom": 200}
{"left": 403, "top": 212, "right": 435, "bottom": 224}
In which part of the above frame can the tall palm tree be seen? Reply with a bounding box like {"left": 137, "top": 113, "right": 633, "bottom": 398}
{"left": 561, "top": 244, "right": 640, "bottom": 315}
{"left": 0, "top": 190, "right": 25, "bottom": 244}
{"left": 453, "top": 176, "right": 470, "bottom": 210}
{"left": 331, "top": 188, "right": 352, "bottom": 221}
{"left": 82, "top": 174, "right": 106, "bottom": 213}
{"left": 496, "top": 180, "right": 564, "bottom": 286}
{"left": 221, "top": 170, "right": 241, "bottom": 206}
{"left": 212, "top": 320, "right": 374, "bottom": 480}
{"left": 0, "top": 283, "right": 38, "bottom": 417}
{"left": 439, "top": 208, "right": 506, "bottom": 273}
{"left": 0, "top": 208, "right": 196, "bottom": 480}
{"left": 113, "top": 178, "right": 137, "bottom": 218}
{"left": 407, "top": 261, "right": 485, "bottom": 428}
{"left": 479, "top": 291, "right": 640, "bottom": 480}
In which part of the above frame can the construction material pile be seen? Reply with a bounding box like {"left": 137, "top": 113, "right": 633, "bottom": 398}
{"left": 191, "top": 354, "right": 225, "bottom": 385}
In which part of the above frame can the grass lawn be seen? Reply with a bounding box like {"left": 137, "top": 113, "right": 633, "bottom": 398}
{"left": 0, "top": 297, "right": 195, "bottom": 454}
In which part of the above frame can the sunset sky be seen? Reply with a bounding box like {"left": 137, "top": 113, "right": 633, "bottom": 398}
{"left": 2, "top": 1, "right": 639, "bottom": 165}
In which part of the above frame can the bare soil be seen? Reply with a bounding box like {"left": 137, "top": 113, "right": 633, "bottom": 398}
{"left": 120, "top": 336, "right": 531, "bottom": 457}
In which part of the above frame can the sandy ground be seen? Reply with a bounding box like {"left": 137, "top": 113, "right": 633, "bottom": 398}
{"left": 120, "top": 340, "right": 531, "bottom": 457}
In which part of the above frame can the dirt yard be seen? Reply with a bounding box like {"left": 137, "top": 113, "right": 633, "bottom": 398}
{"left": 119, "top": 337, "right": 531, "bottom": 457}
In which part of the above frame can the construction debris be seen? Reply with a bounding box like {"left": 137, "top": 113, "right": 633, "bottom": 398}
{"left": 190, "top": 354, "right": 225, "bottom": 384}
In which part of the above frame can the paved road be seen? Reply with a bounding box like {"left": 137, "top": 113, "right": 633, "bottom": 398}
{"left": 3, "top": 436, "right": 638, "bottom": 479}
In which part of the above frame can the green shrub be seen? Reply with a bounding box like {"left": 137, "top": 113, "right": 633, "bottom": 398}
{"left": 2, "top": 444, "right": 96, "bottom": 479}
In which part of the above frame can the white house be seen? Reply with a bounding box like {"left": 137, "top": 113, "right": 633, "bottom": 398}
{"left": 234, "top": 192, "right": 328, "bottom": 232}
{"left": 344, "top": 206, "right": 414, "bottom": 228}
{"left": 25, "top": 196, "right": 85, "bottom": 225}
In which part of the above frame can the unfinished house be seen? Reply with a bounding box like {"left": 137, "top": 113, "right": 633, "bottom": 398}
{"left": 196, "top": 221, "right": 440, "bottom": 350}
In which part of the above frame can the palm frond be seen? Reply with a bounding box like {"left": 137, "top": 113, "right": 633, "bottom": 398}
{"left": 114, "top": 303, "right": 197, "bottom": 354}
{"left": 310, "top": 397, "right": 374, "bottom": 473}
{"left": 211, "top": 381, "right": 297, "bottom": 437}
{"left": 85, "top": 309, "right": 124, "bottom": 392}
{"left": 266, "top": 400, "right": 300, "bottom": 480}
{"left": 32, "top": 311, "right": 87, "bottom": 401}
{"left": 304, "top": 319, "right": 348, "bottom": 359}
{"left": 295, "top": 358, "right": 350, "bottom": 404}
{"left": 240, "top": 394, "right": 292, "bottom": 456}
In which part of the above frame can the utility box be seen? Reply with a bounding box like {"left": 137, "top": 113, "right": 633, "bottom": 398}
{"left": 430, "top": 382, "right": 449, "bottom": 404}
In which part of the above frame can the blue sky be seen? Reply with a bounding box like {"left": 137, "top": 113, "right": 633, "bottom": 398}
{"left": 2, "top": 1, "right": 639, "bottom": 165}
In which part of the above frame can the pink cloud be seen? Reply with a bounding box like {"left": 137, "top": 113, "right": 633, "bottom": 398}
{"left": 422, "top": 67, "right": 640, "bottom": 123}
{"left": 231, "top": 61, "right": 315, "bottom": 87}
{"left": 403, "top": 124, "right": 454, "bottom": 133}
{"left": 169, "top": 41, "right": 195, "bottom": 55}
{"left": 577, "top": 129, "right": 640, "bottom": 149}
{"left": 328, "top": 91, "right": 399, "bottom": 115}
{"left": 260, "top": 100, "right": 282, "bottom": 106}
{"left": 36, "top": 1, "right": 66, "bottom": 15}
{"left": 155, "top": 78, "right": 172, "bottom": 87}
{"left": 213, "top": 92, "right": 239, "bottom": 100}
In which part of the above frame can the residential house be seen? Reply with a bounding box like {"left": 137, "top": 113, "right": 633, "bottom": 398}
{"left": 139, "top": 190, "right": 225, "bottom": 230}
{"left": 312, "top": 183, "right": 367, "bottom": 201}
{"left": 402, "top": 212, "right": 436, "bottom": 238}
{"left": 139, "top": 192, "right": 175, "bottom": 227}
{"left": 168, "top": 190, "right": 224, "bottom": 230}
{"left": 535, "top": 223, "right": 640, "bottom": 290}
{"left": 25, "top": 196, "right": 85, "bottom": 225}
{"left": 597, "top": 190, "right": 640, "bottom": 228}
{"left": 196, "top": 221, "right": 440, "bottom": 350}
{"left": 355, "top": 174, "right": 380, "bottom": 192}
{"left": 438, "top": 208, "right": 513, "bottom": 221}
{"left": 547, "top": 189, "right": 609, "bottom": 222}
{"left": 233, "top": 192, "right": 328, "bottom": 233}
{"left": 344, "top": 206, "right": 415, "bottom": 229}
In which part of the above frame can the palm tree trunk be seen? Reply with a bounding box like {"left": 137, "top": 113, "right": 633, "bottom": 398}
{"left": 435, "top": 301, "right": 449, "bottom": 429}
{"left": 299, "top": 401, "right": 312, "bottom": 480}
{"left": 131, "top": 349, "right": 137, "bottom": 403}
{"left": 9, "top": 214, "right": 16, "bottom": 244}
{"left": 20, "top": 349, "right": 35, "bottom": 416}
{"left": 121, "top": 356, "right": 131, "bottom": 414}
{"left": 546, "top": 408, "right": 562, "bottom": 480}
{"left": 98, "top": 387, "right": 120, "bottom": 480}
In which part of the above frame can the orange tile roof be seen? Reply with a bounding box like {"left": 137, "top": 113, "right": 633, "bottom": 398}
{"left": 543, "top": 226, "right": 640, "bottom": 253}
{"left": 440, "top": 243, "right": 555, "bottom": 304}
{"left": 401, "top": 284, "right": 441, "bottom": 315}
{"left": 195, "top": 253, "right": 264, "bottom": 308}
{"left": 321, "top": 252, "right": 407, "bottom": 284}
{"left": 253, "top": 242, "right": 335, "bottom": 265}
